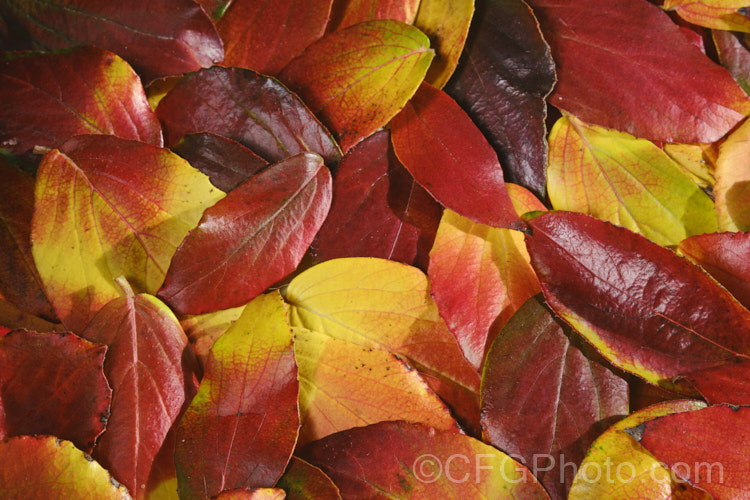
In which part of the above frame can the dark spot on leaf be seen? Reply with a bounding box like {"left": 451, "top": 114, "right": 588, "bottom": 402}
{"left": 623, "top": 423, "right": 645, "bottom": 442}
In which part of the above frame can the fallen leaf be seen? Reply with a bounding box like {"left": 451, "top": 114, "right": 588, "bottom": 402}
{"left": 328, "top": 0, "right": 419, "bottom": 31}
{"left": 180, "top": 305, "right": 245, "bottom": 368}
{"left": 0, "top": 298, "right": 62, "bottom": 333}
{"left": 662, "top": 142, "right": 717, "bottom": 189}
{"left": 715, "top": 116, "right": 750, "bottom": 231}
{"left": 665, "top": 0, "right": 750, "bottom": 33}
{"left": 714, "top": 30, "right": 750, "bottom": 94}
{"left": 507, "top": 183, "right": 548, "bottom": 215}
{"left": 683, "top": 358, "right": 750, "bottom": 405}
{"left": 212, "top": 489, "right": 287, "bottom": 500}
{"left": 276, "top": 457, "right": 341, "bottom": 500}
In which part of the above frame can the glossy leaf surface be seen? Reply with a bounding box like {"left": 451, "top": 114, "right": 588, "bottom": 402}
{"left": 159, "top": 153, "right": 332, "bottom": 315}
{"left": 276, "top": 457, "right": 341, "bottom": 500}
{"left": 175, "top": 292, "right": 299, "bottom": 499}
{"left": 0, "top": 47, "right": 162, "bottom": 154}
{"left": 294, "top": 326, "right": 456, "bottom": 444}
{"left": 31, "top": 135, "right": 222, "bottom": 332}
{"left": 279, "top": 19, "right": 433, "bottom": 151}
{"left": 311, "top": 129, "right": 442, "bottom": 269}
{"left": 428, "top": 210, "right": 539, "bottom": 369}
{"left": 684, "top": 358, "right": 750, "bottom": 405}
{"left": 302, "top": 421, "right": 549, "bottom": 499}
{"left": 527, "top": 0, "right": 750, "bottom": 142}
{"left": 82, "top": 287, "right": 197, "bottom": 498}
{"left": 665, "top": 0, "right": 750, "bottom": 32}
{"left": 525, "top": 211, "right": 750, "bottom": 390}
{"left": 3, "top": 0, "right": 223, "bottom": 82}
{"left": 444, "top": 0, "right": 555, "bottom": 196}
{"left": 0, "top": 330, "right": 110, "bottom": 452}
{"left": 0, "top": 436, "right": 131, "bottom": 499}
{"left": 481, "top": 296, "right": 628, "bottom": 498}
{"left": 547, "top": 116, "right": 717, "bottom": 247}
{"left": 328, "top": 0, "right": 419, "bottom": 31}
{"left": 715, "top": 116, "right": 750, "bottom": 231}
{"left": 156, "top": 66, "right": 341, "bottom": 166}
{"left": 391, "top": 83, "right": 519, "bottom": 228}
{"left": 217, "top": 0, "right": 332, "bottom": 74}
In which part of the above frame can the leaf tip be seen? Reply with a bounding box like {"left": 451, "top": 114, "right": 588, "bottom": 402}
{"left": 623, "top": 422, "right": 645, "bottom": 442}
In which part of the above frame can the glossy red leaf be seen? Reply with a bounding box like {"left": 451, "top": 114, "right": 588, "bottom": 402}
{"left": 0, "top": 47, "right": 162, "bottom": 154}
{"left": 328, "top": 0, "right": 419, "bottom": 31}
{"left": 525, "top": 211, "right": 750, "bottom": 390}
{"left": 391, "top": 83, "right": 519, "bottom": 228}
{"left": 0, "top": 156, "right": 55, "bottom": 320}
{"left": 527, "top": 0, "right": 750, "bottom": 143}
{"left": 0, "top": 330, "right": 110, "bottom": 453}
{"left": 480, "top": 296, "right": 628, "bottom": 499}
{"left": 2, "top": 0, "right": 223, "bottom": 82}
{"left": 680, "top": 231, "right": 750, "bottom": 309}
{"left": 632, "top": 404, "right": 750, "bottom": 498}
{"left": 276, "top": 457, "right": 342, "bottom": 500}
{"left": 156, "top": 66, "right": 341, "bottom": 166}
{"left": 311, "top": 129, "right": 442, "bottom": 269}
{"left": 159, "top": 153, "right": 331, "bottom": 315}
{"left": 174, "top": 292, "right": 299, "bottom": 499}
{"left": 301, "top": 421, "right": 549, "bottom": 498}
{"left": 82, "top": 283, "right": 198, "bottom": 498}
{"left": 444, "top": 0, "right": 555, "bottom": 197}
{"left": 217, "top": 0, "right": 332, "bottom": 75}
{"left": 173, "top": 133, "right": 269, "bottom": 192}
{"left": 684, "top": 358, "right": 750, "bottom": 405}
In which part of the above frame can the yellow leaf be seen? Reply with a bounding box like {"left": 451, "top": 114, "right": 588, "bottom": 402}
{"left": 665, "top": 0, "right": 750, "bottom": 33}
{"left": 715, "top": 116, "right": 750, "bottom": 231}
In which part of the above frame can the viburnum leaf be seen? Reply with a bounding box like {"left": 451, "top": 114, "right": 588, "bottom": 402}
{"left": 301, "top": 421, "right": 549, "bottom": 498}
{"left": 156, "top": 66, "right": 341, "bottom": 166}
{"left": 294, "top": 326, "right": 457, "bottom": 444}
{"left": 412, "top": 0, "right": 474, "bottom": 88}
{"left": 172, "top": 133, "right": 269, "bottom": 192}
{"left": 632, "top": 404, "right": 750, "bottom": 498}
{"left": 30, "top": 135, "right": 223, "bottom": 332}
{"left": 81, "top": 282, "right": 198, "bottom": 498}
{"left": 0, "top": 436, "right": 132, "bottom": 499}
{"left": 174, "top": 292, "right": 299, "bottom": 499}
{"left": 311, "top": 129, "right": 442, "bottom": 269}
{"left": 547, "top": 115, "right": 717, "bottom": 247}
{"left": 276, "top": 457, "right": 342, "bottom": 500}
{"left": 279, "top": 19, "right": 433, "bottom": 152}
{"left": 683, "top": 358, "right": 750, "bottom": 405}
{"left": 1, "top": 0, "right": 223, "bottom": 82}
{"left": 680, "top": 231, "right": 750, "bottom": 309}
{"left": 428, "top": 210, "right": 540, "bottom": 370}
{"left": 714, "top": 30, "right": 750, "bottom": 94}
{"left": 391, "top": 83, "right": 519, "bottom": 228}
{"left": 180, "top": 305, "right": 245, "bottom": 367}
{"left": 217, "top": 0, "right": 332, "bottom": 74}
{"left": 480, "top": 296, "right": 628, "bottom": 499}
{"left": 444, "top": 0, "right": 555, "bottom": 196}
{"left": 327, "top": 0, "right": 419, "bottom": 31}
{"left": 568, "top": 400, "right": 709, "bottom": 499}
{"left": 715, "top": 116, "right": 750, "bottom": 231}
{"left": 0, "top": 47, "right": 162, "bottom": 154}
{"left": 527, "top": 0, "right": 750, "bottom": 143}
{"left": 0, "top": 156, "right": 55, "bottom": 320}
{"left": 0, "top": 330, "right": 110, "bottom": 453}
{"left": 158, "top": 153, "right": 332, "bottom": 315}
{"left": 525, "top": 211, "right": 750, "bottom": 390}
{"left": 665, "top": 0, "right": 750, "bottom": 32}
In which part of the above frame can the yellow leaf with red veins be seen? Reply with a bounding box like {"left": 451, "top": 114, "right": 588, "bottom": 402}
{"left": 294, "top": 326, "right": 457, "bottom": 445}
{"left": 547, "top": 115, "right": 717, "bottom": 247}
{"left": 31, "top": 135, "right": 222, "bottom": 332}
{"left": 715, "top": 116, "right": 750, "bottom": 231}
{"left": 662, "top": 143, "right": 717, "bottom": 189}
{"left": 665, "top": 0, "right": 750, "bottom": 33}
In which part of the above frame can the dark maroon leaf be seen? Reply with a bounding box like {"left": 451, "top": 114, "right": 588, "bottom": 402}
{"left": 445, "top": 0, "right": 555, "bottom": 197}
{"left": 481, "top": 295, "right": 628, "bottom": 499}
{"left": 173, "top": 133, "right": 269, "bottom": 192}
{"left": 527, "top": 0, "right": 750, "bottom": 143}
{"left": 156, "top": 66, "right": 341, "bottom": 166}
{"left": 312, "top": 129, "right": 442, "bottom": 269}
{"left": 0, "top": 330, "right": 110, "bottom": 453}
{"left": 2, "top": 0, "right": 223, "bottom": 82}
{"left": 684, "top": 358, "right": 750, "bottom": 405}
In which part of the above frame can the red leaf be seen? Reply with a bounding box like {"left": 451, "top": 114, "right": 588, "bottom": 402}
{"left": 527, "top": 0, "right": 750, "bottom": 143}
{"left": 217, "top": 0, "right": 332, "bottom": 75}
{"left": 684, "top": 358, "right": 750, "bottom": 405}
{"left": 391, "top": 83, "right": 518, "bottom": 228}
{"left": 444, "top": 0, "right": 555, "bottom": 196}
{"left": 480, "top": 296, "right": 628, "bottom": 499}
{"left": 159, "top": 153, "right": 332, "bottom": 315}
{"left": 312, "top": 129, "right": 442, "bottom": 269}
{"left": 633, "top": 404, "right": 750, "bottom": 498}
{"left": 525, "top": 211, "right": 750, "bottom": 390}
{"left": 82, "top": 284, "right": 198, "bottom": 498}
{"left": 328, "top": 0, "right": 419, "bottom": 32}
{"left": 0, "top": 330, "right": 110, "bottom": 453}
{"left": 156, "top": 66, "right": 341, "bottom": 166}
{"left": 2, "top": 0, "right": 223, "bottom": 82}
{"left": 277, "top": 457, "right": 342, "bottom": 500}
{"left": 680, "top": 231, "right": 750, "bottom": 310}
{"left": 174, "top": 292, "right": 299, "bottom": 499}
{"left": 0, "top": 47, "right": 162, "bottom": 154}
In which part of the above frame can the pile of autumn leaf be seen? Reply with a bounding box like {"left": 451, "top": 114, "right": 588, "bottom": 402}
{"left": 2, "top": 0, "right": 750, "bottom": 498}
